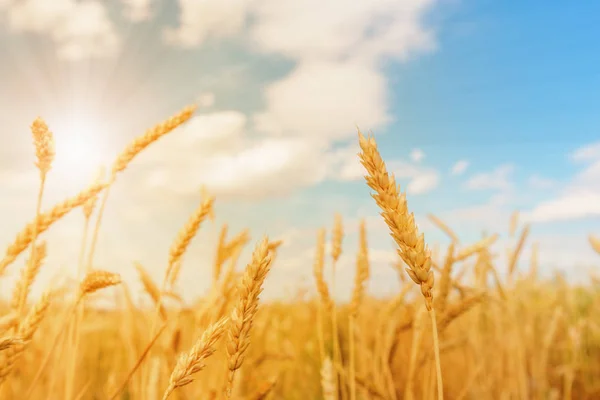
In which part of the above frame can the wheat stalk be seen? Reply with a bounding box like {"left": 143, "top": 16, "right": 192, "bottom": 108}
{"left": 349, "top": 219, "right": 369, "bottom": 400}
{"left": 25, "top": 271, "right": 121, "bottom": 398}
{"left": 313, "top": 228, "right": 330, "bottom": 366}
{"left": 0, "top": 290, "right": 52, "bottom": 383}
{"left": 86, "top": 105, "right": 197, "bottom": 274}
{"left": 330, "top": 214, "right": 344, "bottom": 400}
{"left": 163, "top": 317, "right": 228, "bottom": 399}
{"left": 11, "top": 242, "right": 47, "bottom": 316}
{"left": 18, "top": 118, "right": 54, "bottom": 321}
{"left": 358, "top": 130, "right": 443, "bottom": 400}
{"left": 0, "top": 181, "right": 106, "bottom": 276}
{"left": 225, "top": 237, "right": 273, "bottom": 398}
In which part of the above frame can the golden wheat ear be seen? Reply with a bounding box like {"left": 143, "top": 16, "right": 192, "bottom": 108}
{"left": 163, "top": 317, "right": 228, "bottom": 400}
{"left": 225, "top": 237, "right": 274, "bottom": 399}
{"left": 357, "top": 129, "right": 443, "bottom": 400}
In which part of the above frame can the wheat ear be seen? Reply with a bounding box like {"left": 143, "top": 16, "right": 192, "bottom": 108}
{"left": 358, "top": 130, "right": 443, "bottom": 400}
{"left": 17, "top": 118, "right": 54, "bottom": 320}
{"left": 11, "top": 242, "right": 47, "bottom": 317}
{"left": 0, "top": 181, "right": 106, "bottom": 276}
{"left": 25, "top": 271, "right": 121, "bottom": 399}
{"left": 0, "top": 290, "right": 52, "bottom": 384}
{"left": 225, "top": 237, "right": 273, "bottom": 398}
{"left": 86, "top": 105, "right": 197, "bottom": 275}
{"left": 163, "top": 317, "right": 228, "bottom": 400}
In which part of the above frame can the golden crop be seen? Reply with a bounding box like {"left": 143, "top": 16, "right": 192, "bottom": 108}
{"left": 0, "top": 105, "right": 599, "bottom": 400}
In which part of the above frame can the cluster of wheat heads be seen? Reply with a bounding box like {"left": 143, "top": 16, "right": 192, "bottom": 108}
{"left": 0, "top": 105, "right": 282, "bottom": 399}
{"left": 308, "top": 133, "right": 600, "bottom": 400}
{"left": 1, "top": 107, "right": 600, "bottom": 399}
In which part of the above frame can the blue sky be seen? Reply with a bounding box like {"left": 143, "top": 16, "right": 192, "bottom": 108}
{"left": 0, "top": 0, "right": 599, "bottom": 303}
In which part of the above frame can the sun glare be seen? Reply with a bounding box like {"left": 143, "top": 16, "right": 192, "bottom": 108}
{"left": 50, "top": 115, "right": 110, "bottom": 186}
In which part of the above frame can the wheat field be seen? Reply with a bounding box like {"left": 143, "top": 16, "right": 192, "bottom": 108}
{"left": 1, "top": 105, "right": 599, "bottom": 400}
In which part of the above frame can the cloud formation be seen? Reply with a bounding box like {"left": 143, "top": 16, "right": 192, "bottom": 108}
{"left": 410, "top": 148, "right": 425, "bottom": 162}
{"left": 148, "top": 0, "right": 439, "bottom": 200}
{"left": 4, "top": 0, "right": 120, "bottom": 60}
{"left": 465, "top": 163, "right": 514, "bottom": 191}
{"left": 528, "top": 174, "right": 556, "bottom": 189}
{"left": 527, "top": 141, "right": 600, "bottom": 222}
{"left": 164, "top": 0, "right": 250, "bottom": 47}
{"left": 121, "top": 0, "right": 154, "bottom": 22}
{"left": 451, "top": 160, "right": 469, "bottom": 176}
{"left": 254, "top": 60, "right": 391, "bottom": 141}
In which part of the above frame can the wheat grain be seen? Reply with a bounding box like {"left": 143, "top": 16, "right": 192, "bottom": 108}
{"left": 111, "top": 105, "right": 197, "bottom": 176}
{"left": 358, "top": 131, "right": 434, "bottom": 310}
{"left": 79, "top": 270, "right": 122, "bottom": 298}
{"left": 30, "top": 117, "right": 55, "bottom": 177}
{"left": 0, "top": 181, "right": 106, "bottom": 275}
{"left": 163, "top": 317, "right": 228, "bottom": 399}
{"left": 225, "top": 237, "right": 273, "bottom": 398}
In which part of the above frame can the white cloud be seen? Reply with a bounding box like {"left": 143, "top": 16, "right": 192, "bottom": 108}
{"left": 451, "top": 159, "right": 469, "bottom": 176}
{"left": 197, "top": 92, "right": 216, "bottom": 108}
{"left": 160, "top": 0, "right": 439, "bottom": 208}
{"left": 526, "top": 142, "right": 600, "bottom": 223}
{"left": 389, "top": 160, "right": 440, "bottom": 195}
{"left": 254, "top": 60, "right": 390, "bottom": 141}
{"left": 570, "top": 141, "right": 600, "bottom": 162}
{"left": 436, "top": 202, "right": 511, "bottom": 237}
{"left": 251, "top": 0, "right": 435, "bottom": 143}
{"left": 528, "top": 174, "right": 555, "bottom": 189}
{"left": 526, "top": 191, "right": 600, "bottom": 223}
{"left": 410, "top": 148, "right": 424, "bottom": 162}
{"left": 121, "top": 0, "right": 154, "bottom": 22}
{"left": 5, "top": 0, "right": 120, "bottom": 60}
{"left": 124, "top": 109, "right": 441, "bottom": 200}
{"left": 164, "top": 0, "right": 249, "bottom": 47}
{"left": 0, "top": 0, "right": 12, "bottom": 10}
{"left": 131, "top": 111, "right": 333, "bottom": 200}
{"left": 531, "top": 233, "right": 599, "bottom": 277}
{"left": 166, "top": 0, "right": 436, "bottom": 146}
{"left": 178, "top": 138, "right": 328, "bottom": 198}
{"left": 465, "top": 163, "right": 514, "bottom": 191}
{"left": 407, "top": 171, "right": 439, "bottom": 195}
{"left": 248, "top": 0, "right": 435, "bottom": 64}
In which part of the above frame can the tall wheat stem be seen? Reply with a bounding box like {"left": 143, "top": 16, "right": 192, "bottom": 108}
{"left": 348, "top": 315, "right": 356, "bottom": 400}
{"left": 430, "top": 308, "right": 444, "bottom": 400}
{"left": 25, "top": 304, "right": 77, "bottom": 400}
{"left": 65, "top": 215, "right": 92, "bottom": 400}
{"left": 86, "top": 183, "right": 113, "bottom": 271}
{"left": 18, "top": 117, "right": 54, "bottom": 316}
{"left": 317, "top": 300, "right": 326, "bottom": 363}
{"left": 331, "top": 259, "right": 342, "bottom": 398}
{"left": 17, "top": 175, "right": 46, "bottom": 317}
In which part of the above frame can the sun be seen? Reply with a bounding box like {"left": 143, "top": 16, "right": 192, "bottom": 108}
{"left": 50, "top": 114, "right": 111, "bottom": 186}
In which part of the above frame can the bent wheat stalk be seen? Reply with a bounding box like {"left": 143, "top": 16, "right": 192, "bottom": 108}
{"left": 163, "top": 318, "right": 228, "bottom": 400}
{"left": 0, "top": 181, "right": 106, "bottom": 276}
{"left": 86, "top": 104, "right": 197, "bottom": 272}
